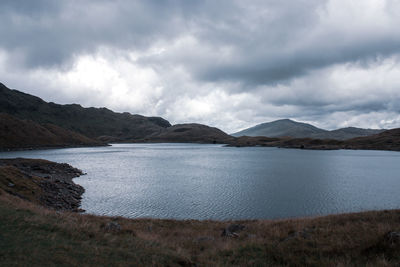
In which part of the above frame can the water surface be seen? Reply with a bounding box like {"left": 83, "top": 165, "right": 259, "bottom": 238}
{"left": 1, "top": 144, "right": 399, "bottom": 220}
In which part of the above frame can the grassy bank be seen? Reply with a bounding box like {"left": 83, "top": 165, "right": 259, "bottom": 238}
{"left": 1, "top": 190, "right": 400, "bottom": 266}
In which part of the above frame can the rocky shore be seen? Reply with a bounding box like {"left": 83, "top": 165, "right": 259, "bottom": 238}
{"left": 0, "top": 158, "right": 85, "bottom": 211}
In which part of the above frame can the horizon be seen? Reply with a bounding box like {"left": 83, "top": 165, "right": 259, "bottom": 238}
{"left": 1, "top": 1, "right": 400, "bottom": 132}
{"left": 0, "top": 81, "right": 391, "bottom": 133}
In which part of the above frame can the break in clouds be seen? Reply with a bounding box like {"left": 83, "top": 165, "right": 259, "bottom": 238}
{"left": 1, "top": 0, "right": 400, "bottom": 132}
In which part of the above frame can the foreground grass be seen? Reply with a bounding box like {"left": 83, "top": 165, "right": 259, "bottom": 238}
{"left": 1, "top": 191, "right": 400, "bottom": 266}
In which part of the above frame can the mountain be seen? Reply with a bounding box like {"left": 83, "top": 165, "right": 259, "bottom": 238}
{"left": 232, "top": 119, "right": 327, "bottom": 138}
{"left": 0, "top": 113, "right": 103, "bottom": 150}
{"left": 0, "top": 82, "right": 231, "bottom": 144}
{"left": 0, "top": 83, "right": 171, "bottom": 140}
{"left": 135, "top": 123, "right": 234, "bottom": 144}
{"left": 232, "top": 119, "right": 385, "bottom": 140}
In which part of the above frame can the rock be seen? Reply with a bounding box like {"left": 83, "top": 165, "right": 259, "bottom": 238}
{"left": 104, "top": 221, "right": 121, "bottom": 232}
{"left": 227, "top": 224, "right": 245, "bottom": 233}
{"left": 221, "top": 224, "right": 245, "bottom": 237}
{"left": 8, "top": 182, "right": 15, "bottom": 187}
{"left": 74, "top": 208, "right": 86, "bottom": 213}
{"left": 384, "top": 231, "right": 400, "bottom": 245}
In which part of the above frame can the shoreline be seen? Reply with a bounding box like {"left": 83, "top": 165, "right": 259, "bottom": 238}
{"left": 0, "top": 158, "right": 86, "bottom": 211}
{"left": 2, "top": 157, "right": 400, "bottom": 265}
{"left": 0, "top": 143, "right": 110, "bottom": 152}
{"left": 2, "top": 185, "right": 400, "bottom": 266}
{"left": 1, "top": 156, "right": 398, "bottom": 220}
{"left": 1, "top": 137, "right": 399, "bottom": 153}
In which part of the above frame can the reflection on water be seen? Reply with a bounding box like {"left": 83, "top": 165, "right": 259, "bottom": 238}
{"left": 1, "top": 143, "right": 400, "bottom": 220}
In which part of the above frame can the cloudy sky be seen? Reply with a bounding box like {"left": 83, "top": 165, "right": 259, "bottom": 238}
{"left": 1, "top": 0, "right": 400, "bottom": 133}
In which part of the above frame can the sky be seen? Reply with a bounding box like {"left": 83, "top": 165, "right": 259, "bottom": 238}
{"left": 1, "top": 0, "right": 400, "bottom": 133}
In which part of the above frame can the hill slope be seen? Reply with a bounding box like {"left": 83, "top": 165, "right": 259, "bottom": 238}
{"left": 343, "top": 128, "right": 400, "bottom": 151}
{"left": 229, "top": 128, "right": 400, "bottom": 151}
{"left": 233, "top": 119, "right": 384, "bottom": 140}
{"left": 312, "top": 127, "right": 385, "bottom": 140}
{"left": 0, "top": 113, "right": 103, "bottom": 150}
{"left": 136, "top": 123, "right": 234, "bottom": 144}
{"left": 233, "top": 119, "right": 327, "bottom": 138}
{"left": 0, "top": 83, "right": 171, "bottom": 140}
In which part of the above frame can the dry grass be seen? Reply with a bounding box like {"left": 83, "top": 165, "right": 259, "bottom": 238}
{"left": 0, "top": 165, "right": 45, "bottom": 203}
{"left": 0, "top": 113, "right": 103, "bottom": 150}
{"left": 1, "top": 191, "right": 400, "bottom": 266}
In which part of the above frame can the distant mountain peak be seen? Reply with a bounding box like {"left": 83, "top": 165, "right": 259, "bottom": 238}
{"left": 233, "top": 119, "right": 385, "bottom": 140}
{"left": 275, "top": 118, "right": 294, "bottom": 122}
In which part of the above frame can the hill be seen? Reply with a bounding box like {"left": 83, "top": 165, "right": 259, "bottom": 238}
{"left": 135, "top": 123, "right": 234, "bottom": 144}
{"left": 0, "top": 83, "right": 171, "bottom": 140}
{"left": 229, "top": 128, "right": 400, "bottom": 151}
{"left": 233, "top": 119, "right": 384, "bottom": 140}
{"left": 313, "top": 127, "right": 385, "bottom": 140}
{"left": 233, "top": 119, "right": 327, "bottom": 138}
{"left": 343, "top": 128, "right": 400, "bottom": 151}
{"left": 0, "top": 113, "right": 103, "bottom": 150}
{"left": 0, "top": 83, "right": 232, "bottom": 144}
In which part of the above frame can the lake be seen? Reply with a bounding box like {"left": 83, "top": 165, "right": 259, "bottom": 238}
{"left": 1, "top": 143, "right": 400, "bottom": 220}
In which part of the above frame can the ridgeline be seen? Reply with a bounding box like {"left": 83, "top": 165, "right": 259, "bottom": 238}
{"left": 0, "top": 81, "right": 399, "bottom": 151}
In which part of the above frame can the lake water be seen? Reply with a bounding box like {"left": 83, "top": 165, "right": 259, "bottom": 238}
{"left": 1, "top": 143, "right": 400, "bottom": 220}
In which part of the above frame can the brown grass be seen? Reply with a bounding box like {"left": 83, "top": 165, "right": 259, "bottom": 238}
{"left": 0, "top": 165, "right": 45, "bottom": 203}
{"left": 1, "top": 190, "right": 400, "bottom": 266}
{"left": 0, "top": 113, "right": 103, "bottom": 150}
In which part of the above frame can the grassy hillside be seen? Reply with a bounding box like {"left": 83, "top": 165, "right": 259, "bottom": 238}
{"left": 325, "top": 127, "right": 385, "bottom": 140}
{"left": 2, "top": 158, "right": 400, "bottom": 265}
{"left": 0, "top": 83, "right": 171, "bottom": 140}
{"left": 229, "top": 128, "right": 400, "bottom": 151}
{"left": 138, "top": 123, "right": 234, "bottom": 144}
{"left": 1, "top": 188, "right": 400, "bottom": 266}
{"left": 344, "top": 128, "right": 400, "bottom": 150}
{"left": 0, "top": 113, "right": 104, "bottom": 150}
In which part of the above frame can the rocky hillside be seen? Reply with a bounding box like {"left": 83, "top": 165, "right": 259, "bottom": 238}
{"left": 229, "top": 128, "right": 400, "bottom": 151}
{"left": 0, "top": 83, "right": 171, "bottom": 140}
{"left": 316, "top": 127, "right": 385, "bottom": 140}
{"left": 0, "top": 83, "right": 235, "bottom": 145}
{"left": 343, "top": 128, "right": 400, "bottom": 151}
{"left": 0, "top": 113, "right": 103, "bottom": 150}
{"left": 136, "top": 123, "right": 234, "bottom": 144}
{"left": 233, "top": 119, "right": 384, "bottom": 140}
{"left": 0, "top": 158, "right": 85, "bottom": 211}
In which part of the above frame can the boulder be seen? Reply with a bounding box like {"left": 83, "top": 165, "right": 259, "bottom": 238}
{"left": 384, "top": 231, "right": 400, "bottom": 245}
{"left": 221, "top": 224, "right": 245, "bottom": 237}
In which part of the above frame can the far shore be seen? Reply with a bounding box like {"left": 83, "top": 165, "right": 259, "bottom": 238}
{"left": 0, "top": 143, "right": 110, "bottom": 152}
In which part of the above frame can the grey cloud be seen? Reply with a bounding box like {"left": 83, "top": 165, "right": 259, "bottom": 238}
{"left": 2, "top": 0, "right": 400, "bottom": 85}
{"left": 0, "top": 0, "right": 188, "bottom": 67}
{"left": 1, "top": 0, "right": 400, "bottom": 131}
